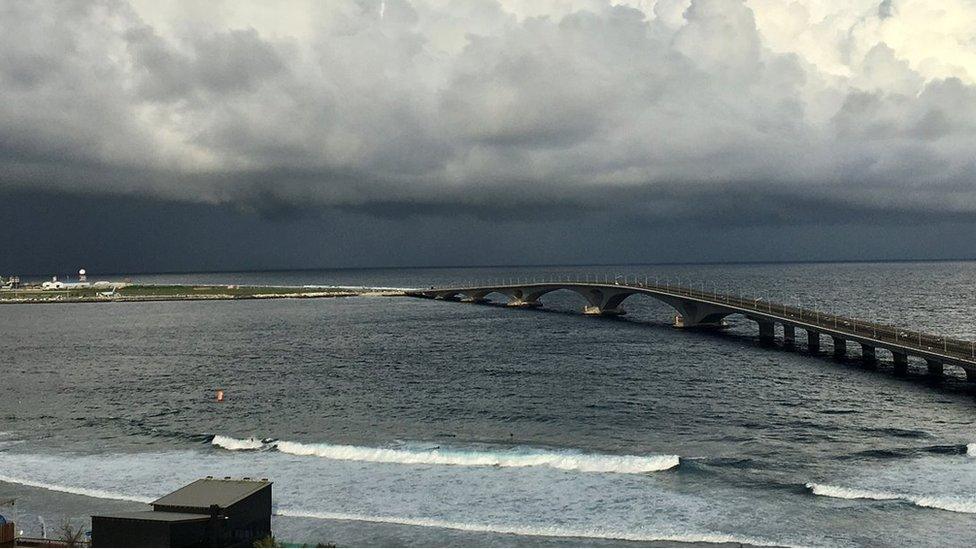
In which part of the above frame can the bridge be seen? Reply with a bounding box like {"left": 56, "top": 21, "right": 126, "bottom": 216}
{"left": 407, "top": 275, "right": 976, "bottom": 382}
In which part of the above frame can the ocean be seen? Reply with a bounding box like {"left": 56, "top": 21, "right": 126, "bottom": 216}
{"left": 1, "top": 261, "right": 975, "bottom": 546}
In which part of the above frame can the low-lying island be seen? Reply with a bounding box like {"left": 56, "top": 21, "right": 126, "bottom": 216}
{"left": 0, "top": 284, "right": 405, "bottom": 304}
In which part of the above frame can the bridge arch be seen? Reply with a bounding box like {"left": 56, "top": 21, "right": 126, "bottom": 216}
{"left": 432, "top": 284, "right": 737, "bottom": 326}
{"left": 519, "top": 285, "right": 736, "bottom": 325}
{"left": 596, "top": 289, "right": 736, "bottom": 326}
{"left": 477, "top": 289, "right": 516, "bottom": 302}
{"left": 523, "top": 285, "right": 611, "bottom": 307}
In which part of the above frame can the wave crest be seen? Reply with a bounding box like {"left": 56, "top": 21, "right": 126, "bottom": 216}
{"left": 211, "top": 435, "right": 266, "bottom": 451}
{"left": 275, "top": 441, "right": 679, "bottom": 473}
{"left": 967, "top": 443, "right": 976, "bottom": 457}
{"left": 806, "top": 483, "right": 976, "bottom": 514}
{"left": 212, "top": 435, "right": 678, "bottom": 474}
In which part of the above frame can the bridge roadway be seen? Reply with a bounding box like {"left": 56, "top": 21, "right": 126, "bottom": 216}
{"left": 408, "top": 278, "right": 976, "bottom": 381}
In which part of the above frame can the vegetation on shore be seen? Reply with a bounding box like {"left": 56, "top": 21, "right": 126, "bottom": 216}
{"left": 0, "top": 284, "right": 403, "bottom": 304}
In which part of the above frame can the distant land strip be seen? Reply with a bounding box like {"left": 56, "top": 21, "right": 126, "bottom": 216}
{"left": 0, "top": 284, "right": 406, "bottom": 304}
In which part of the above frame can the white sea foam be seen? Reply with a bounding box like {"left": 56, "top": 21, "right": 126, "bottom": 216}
{"left": 0, "top": 432, "right": 23, "bottom": 449}
{"left": 275, "top": 508, "right": 769, "bottom": 546}
{"left": 211, "top": 435, "right": 679, "bottom": 474}
{"left": 806, "top": 482, "right": 900, "bottom": 501}
{"left": 806, "top": 483, "right": 976, "bottom": 514}
{"left": 0, "top": 450, "right": 767, "bottom": 544}
{"left": 0, "top": 474, "right": 153, "bottom": 504}
{"left": 211, "top": 435, "right": 266, "bottom": 451}
{"left": 966, "top": 443, "right": 975, "bottom": 457}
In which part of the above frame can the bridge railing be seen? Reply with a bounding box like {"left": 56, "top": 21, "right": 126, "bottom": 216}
{"left": 438, "top": 275, "right": 976, "bottom": 360}
{"left": 640, "top": 279, "right": 976, "bottom": 359}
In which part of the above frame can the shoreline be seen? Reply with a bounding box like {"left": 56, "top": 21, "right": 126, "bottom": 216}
{"left": 0, "top": 284, "right": 407, "bottom": 305}
{"left": 0, "top": 480, "right": 758, "bottom": 548}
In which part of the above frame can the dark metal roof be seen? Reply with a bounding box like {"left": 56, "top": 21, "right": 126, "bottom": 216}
{"left": 153, "top": 478, "right": 271, "bottom": 509}
{"left": 93, "top": 511, "right": 210, "bottom": 523}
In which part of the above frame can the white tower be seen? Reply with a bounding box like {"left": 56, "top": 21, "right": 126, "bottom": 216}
{"left": 78, "top": 268, "right": 87, "bottom": 282}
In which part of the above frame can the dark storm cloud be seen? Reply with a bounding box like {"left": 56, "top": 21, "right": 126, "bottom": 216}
{"left": 2, "top": 0, "right": 976, "bottom": 273}
{"left": 4, "top": 188, "right": 974, "bottom": 276}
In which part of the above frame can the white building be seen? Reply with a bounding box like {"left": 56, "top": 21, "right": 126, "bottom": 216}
{"left": 41, "top": 276, "right": 91, "bottom": 290}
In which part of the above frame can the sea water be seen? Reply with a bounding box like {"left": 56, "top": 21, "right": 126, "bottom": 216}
{"left": 1, "top": 261, "right": 975, "bottom": 546}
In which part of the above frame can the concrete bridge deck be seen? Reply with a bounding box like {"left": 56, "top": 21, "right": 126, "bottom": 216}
{"left": 408, "top": 278, "right": 976, "bottom": 381}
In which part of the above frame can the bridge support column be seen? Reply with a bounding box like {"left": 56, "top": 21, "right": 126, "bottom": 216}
{"left": 500, "top": 288, "right": 542, "bottom": 309}
{"left": 926, "top": 359, "right": 943, "bottom": 378}
{"left": 892, "top": 352, "right": 908, "bottom": 375}
{"left": 461, "top": 291, "right": 490, "bottom": 303}
{"left": 577, "top": 287, "right": 630, "bottom": 317}
{"left": 584, "top": 305, "right": 626, "bottom": 316}
{"left": 667, "top": 300, "right": 732, "bottom": 329}
{"left": 807, "top": 330, "right": 820, "bottom": 352}
{"left": 757, "top": 321, "right": 775, "bottom": 345}
{"left": 783, "top": 325, "right": 796, "bottom": 346}
{"left": 860, "top": 344, "right": 876, "bottom": 368}
{"left": 832, "top": 337, "right": 846, "bottom": 358}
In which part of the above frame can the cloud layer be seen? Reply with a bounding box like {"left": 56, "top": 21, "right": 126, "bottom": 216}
{"left": 2, "top": 0, "right": 976, "bottom": 223}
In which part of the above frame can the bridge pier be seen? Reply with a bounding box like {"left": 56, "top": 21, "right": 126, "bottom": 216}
{"left": 783, "top": 325, "right": 796, "bottom": 346}
{"left": 416, "top": 284, "right": 976, "bottom": 385}
{"left": 584, "top": 305, "right": 626, "bottom": 316}
{"left": 668, "top": 301, "right": 732, "bottom": 329}
{"left": 461, "top": 290, "right": 490, "bottom": 303}
{"left": 807, "top": 329, "right": 821, "bottom": 352}
{"left": 575, "top": 287, "right": 630, "bottom": 317}
{"left": 860, "top": 344, "right": 876, "bottom": 368}
{"left": 497, "top": 288, "right": 543, "bottom": 309}
{"left": 832, "top": 336, "right": 846, "bottom": 358}
{"left": 892, "top": 352, "right": 908, "bottom": 375}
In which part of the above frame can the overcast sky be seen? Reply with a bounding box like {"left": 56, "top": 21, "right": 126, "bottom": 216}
{"left": 3, "top": 0, "right": 976, "bottom": 275}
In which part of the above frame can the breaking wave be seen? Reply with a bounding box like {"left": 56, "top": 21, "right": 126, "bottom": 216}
{"left": 211, "top": 435, "right": 265, "bottom": 451}
{"left": 806, "top": 483, "right": 976, "bottom": 514}
{"left": 0, "top": 432, "right": 22, "bottom": 450}
{"left": 967, "top": 443, "right": 976, "bottom": 457}
{"left": 0, "top": 474, "right": 153, "bottom": 504}
{"left": 211, "top": 435, "right": 679, "bottom": 474}
{"left": 276, "top": 508, "right": 770, "bottom": 546}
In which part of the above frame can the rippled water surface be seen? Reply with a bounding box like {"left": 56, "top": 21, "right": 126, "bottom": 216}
{"left": 2, "top": 261, "right": 975, "bottom": 546}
